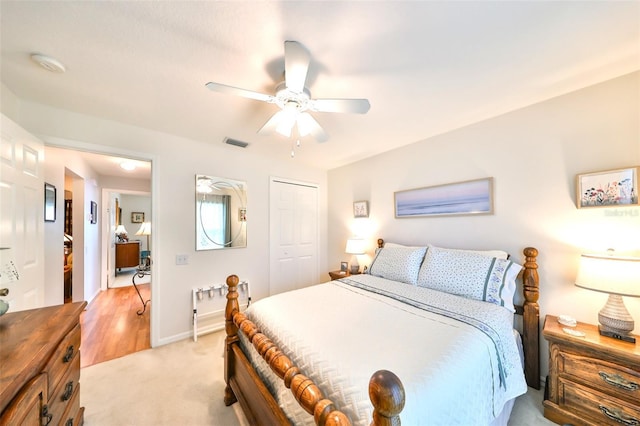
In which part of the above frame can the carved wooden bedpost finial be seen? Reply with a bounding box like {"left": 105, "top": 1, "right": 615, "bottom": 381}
{"left": 224, "top": 274, "right": 240, "bottom": 406}
{"left": 369, "top": 370, "right": 405, "bottom": 426}
{"left": 521, "top": 247, "right": 541, "bottom": 390}
{"left": 225, "top": 274, "right": 240, "bottom": 338}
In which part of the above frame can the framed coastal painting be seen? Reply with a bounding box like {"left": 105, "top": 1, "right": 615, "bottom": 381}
{"left": 395, "top": 177, "right": 493, "bottom": 218}
{"left": 576, "top": 166, "right": 639, "bottom": 208}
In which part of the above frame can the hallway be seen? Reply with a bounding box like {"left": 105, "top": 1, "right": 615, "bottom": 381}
{"left": 80, "top": 270, "right": 151, "bottom": 367}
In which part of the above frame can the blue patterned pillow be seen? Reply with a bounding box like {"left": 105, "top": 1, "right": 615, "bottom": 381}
{"left": 417, "top": 245, "right": 521, "bottom": 311}
{"left": 368, "top": 246, "right": 427, "bottom": 285}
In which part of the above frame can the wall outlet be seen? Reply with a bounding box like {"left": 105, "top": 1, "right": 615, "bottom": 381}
{"left": 175, "top": 254, "right": 189, "bottom": 265}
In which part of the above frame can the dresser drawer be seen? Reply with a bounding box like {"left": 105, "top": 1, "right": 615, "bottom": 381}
{"left": 43, "top": 324, "right": 81, "bottom": 401}
{"left": 58, "top": 382, "right": 81, "bottom": 426}
{"left": 47, "top": 353, "right": 80, "bottom": 426}
{"left": 559, "top": 350, "right": 640, "bottom": 404}
{"left": 559, "top": 378, "right": 640, "bottom": 426}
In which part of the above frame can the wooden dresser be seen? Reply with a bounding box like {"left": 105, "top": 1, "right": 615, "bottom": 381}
{"left": 0, "top": 302, "right": 87, "bottom": 425}
{"left": 116, "top": 241, "right": 140, "bottom": 271}
{"left": 543, "top": 314, "right": 640, "bottom": 426}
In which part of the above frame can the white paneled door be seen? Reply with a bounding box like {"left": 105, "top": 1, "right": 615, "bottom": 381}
{"left": 269, "top": 178, "right": 318, "bottom": 296}
{"left": 0, "top": 114, "right": 45, "bottom": 311}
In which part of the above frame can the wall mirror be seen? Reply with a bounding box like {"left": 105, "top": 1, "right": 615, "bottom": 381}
{"left": 196, "top": 174, "right": 247, "bottom": 250}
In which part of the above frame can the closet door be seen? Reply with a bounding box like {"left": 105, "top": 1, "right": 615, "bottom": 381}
{"left": 0, "top": 114, "right": 45, "bottom": 310}
{"left": 269, "top": 178, "right": 318, "bottom": 296}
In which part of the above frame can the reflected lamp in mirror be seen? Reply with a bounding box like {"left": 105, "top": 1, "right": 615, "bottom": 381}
{"left": 115, "top": 225, "right": 128, "bottom": 242}
{"left": 345, "top": 238, "right": 366, "bottom": 274}
{"left": 575, "top": 253, "right": 640, "bottom": 343}
{"left": 195, "top": 174, "right": 247, "bottom": 250}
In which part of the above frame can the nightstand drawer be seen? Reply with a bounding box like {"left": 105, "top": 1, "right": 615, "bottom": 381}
{"left": 559, "top": 351, "right": 640, "bottom": 403}
{"left": 559, "top": 379, "right": 640, "bottom": 426}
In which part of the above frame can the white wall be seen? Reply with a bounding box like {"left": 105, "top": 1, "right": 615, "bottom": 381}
{"left": 11, "top": 101, "right": 328, "bottom": 346}
{"left": 44, "top": 146, "right": 102, "bottom": 306}
{"left": 328, "top": 71, "right": 640, "bottom": 379}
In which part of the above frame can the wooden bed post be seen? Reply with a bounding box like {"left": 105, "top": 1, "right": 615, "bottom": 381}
{"left": 224, "top": 274, "right": 240, "bottom": 406}
{"left": 369, "top": 370, "right": 405, "bottom": 426}
{"left": 522, "top": 247, "right": 540, "bottom": 389}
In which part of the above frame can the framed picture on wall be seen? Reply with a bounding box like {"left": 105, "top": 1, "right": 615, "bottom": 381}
{"left": 44, "top": 183, "right": 56, "bottom": 222}
{"left": 131, "top": 212, "right": 145, "bottom": 223}
{"left": 395, "top": 177, "right": 493, "bottom": 218}
{"left": 90, "top": 201, "right": 97, "bottom": 224}
{"left": 353, "top": 200, "right": 369, "bottom": 218}
{"left": 576, "top": 166, "right": 639, "bottom": 208}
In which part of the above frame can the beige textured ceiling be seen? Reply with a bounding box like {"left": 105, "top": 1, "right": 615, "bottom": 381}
{"left": 1, "top": 1, "right": 639, "bottom": 171}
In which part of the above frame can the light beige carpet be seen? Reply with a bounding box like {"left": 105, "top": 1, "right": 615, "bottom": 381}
{"left": 81, "top": 330, "right": 554, "bottom": 425}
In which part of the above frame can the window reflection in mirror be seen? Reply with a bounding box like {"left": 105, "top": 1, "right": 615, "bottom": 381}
{"left": 196, "top": 175, "right": 247, "bottom": 250}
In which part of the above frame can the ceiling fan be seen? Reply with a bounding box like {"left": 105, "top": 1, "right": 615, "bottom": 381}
{"left": 206, "top": 41, "right": 370, "bottom": 143}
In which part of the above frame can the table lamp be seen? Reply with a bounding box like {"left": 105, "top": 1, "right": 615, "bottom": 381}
{"left": 115, "top": 225, "right": 128, "bottom": 242}
{"left": 135, "top": 222, "right": 152, "bottom": 252}
{"left": 345, "top": 238, "right": 366, "bottom": 274}
{"left": 575, "top": 252, "right": 640, "bottom": 343}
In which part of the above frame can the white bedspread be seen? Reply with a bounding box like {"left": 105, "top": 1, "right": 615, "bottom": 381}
{"left": 238, "top": 274, "right": 527, "bottom": 425}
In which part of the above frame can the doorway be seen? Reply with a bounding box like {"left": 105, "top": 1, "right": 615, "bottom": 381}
{"left": 269, "top": 177, "right": 319, "bottom": 296}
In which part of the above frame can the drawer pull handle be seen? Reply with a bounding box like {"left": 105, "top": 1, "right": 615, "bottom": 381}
{"left": 41, "top": 404, "right": 53, "bottom": 426}
{"left": 599, "top": 405, "right": 639, "bottom": 426}
{"left": 63, "top": 345, "right": 74, "bottom": 363}
{"left": 62, "top": 381, "right": 74, "bottom": 401}
{"left": 599, "top": 372, "right": 639, "bottom": 392}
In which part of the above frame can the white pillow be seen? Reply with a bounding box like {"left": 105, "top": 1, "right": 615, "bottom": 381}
{"left": 417, "top": 245, "right": 521, "bottom": 312}
{"left": 367, "top": 245, "right": 427, "bottom": 285}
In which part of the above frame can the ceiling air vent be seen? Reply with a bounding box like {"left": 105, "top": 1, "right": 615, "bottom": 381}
{"left": 224, "top": 137, "right": 249, "bottom": 148}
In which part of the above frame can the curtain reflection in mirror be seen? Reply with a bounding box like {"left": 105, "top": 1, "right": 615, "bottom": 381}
{"left": 195, "top": 175, "right": 247, "bottom": 250}
{"left": 199, "top": 194, "right": 231, "bottom": 247}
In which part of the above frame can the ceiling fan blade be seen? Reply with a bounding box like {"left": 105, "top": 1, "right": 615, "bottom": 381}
{"left": 206, "top": 82, "right": 274, "bottom": 103}
{"left": 284, "top": 41, "right": 310, "bottom": 93}
{"left": 297, "top": 112, "right": 328, "bottom": 143}
{"left": 310, "top": 98, "right": 370, "bottom": 114}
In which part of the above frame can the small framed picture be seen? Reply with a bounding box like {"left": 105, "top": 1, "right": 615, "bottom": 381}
{"left": 576, "top": 166, "right": 639, "bottom": 208}
{"left": 353, "top": 200, "right": 369, "bottom": 218}
{"left": 340, "top": 261, "right": 348, "bottom": 272}
{"left": 44, "top": 183, "right": 56, "bottom": 222}
{"left": 90, "top": 201, "right": 97, "bottom": 224}
{"left": 131, "top": 212, "right": 145, "bottom": 223}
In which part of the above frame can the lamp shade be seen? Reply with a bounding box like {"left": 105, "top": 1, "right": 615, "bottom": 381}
{"left": 115, "top": 225, "right": 128, "bottom": 235}
{"left": 575, "top": 254, "right": 640, "bottom": 298}
{"left": 345, "top": 238, "right": 366, "bottom": 255}
{"left": 135, "top": 222, "right": 151, "bottom": 236}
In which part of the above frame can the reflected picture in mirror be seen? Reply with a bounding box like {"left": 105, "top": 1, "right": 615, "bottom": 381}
{"left": 196, "top": 174, "right": 247, "bottom": 250}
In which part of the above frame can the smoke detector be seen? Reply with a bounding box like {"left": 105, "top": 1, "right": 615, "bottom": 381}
{"left": 30, "top": 53, "right": 66, "bottom": 73}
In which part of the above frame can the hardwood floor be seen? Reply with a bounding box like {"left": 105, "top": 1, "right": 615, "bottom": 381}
{"left": 80, "top": 282, "right": 151, "bottom": 367}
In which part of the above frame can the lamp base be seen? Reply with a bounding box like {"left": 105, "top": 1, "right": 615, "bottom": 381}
{"left": 598, "top": 294, "right": 636, "bottom": 344}
{"left": 598, "top": 326, "right": 636, "bottom": 343}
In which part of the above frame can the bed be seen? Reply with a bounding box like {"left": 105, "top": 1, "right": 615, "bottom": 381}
{"left": 223, "top": 239, "right": 540, "bottom": 425}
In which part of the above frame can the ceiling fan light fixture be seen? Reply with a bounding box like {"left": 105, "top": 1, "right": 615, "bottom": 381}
{"left": 275, "top": 103, "right": 299, "bottom": 137}
{"left": 296, "top": 112, "right": 314, "bottom": 137}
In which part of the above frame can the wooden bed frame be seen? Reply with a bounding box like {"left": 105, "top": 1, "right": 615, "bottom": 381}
{"left": 223, "top": 241, "right": 540, "bottom": 425}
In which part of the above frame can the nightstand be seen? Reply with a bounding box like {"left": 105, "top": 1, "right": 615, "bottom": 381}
{"left": 543, "top": 314, "right": 640, "bottom": 426}
{"left": 328, "top": 270, "right": 350, "bottom": 280}
{"left": 328, "top": 270, "right": 359, "bottom": 280}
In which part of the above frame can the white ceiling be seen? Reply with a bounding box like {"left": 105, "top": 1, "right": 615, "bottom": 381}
{"left": 1, "top": 1, "right": 639, "bottom": 173}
